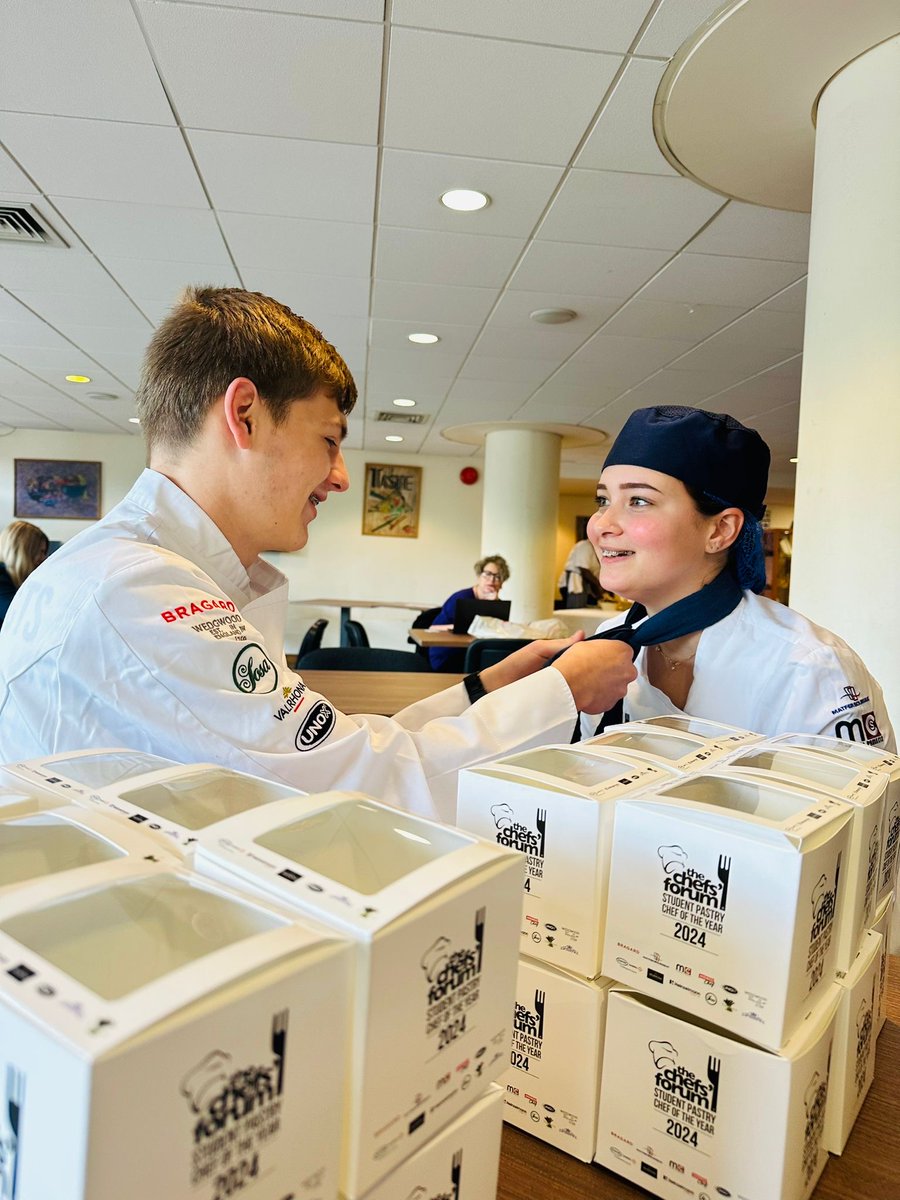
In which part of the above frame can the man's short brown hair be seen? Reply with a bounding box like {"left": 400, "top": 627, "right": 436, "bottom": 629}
{"left": 135, "top": 286, "right": 357, "bottom": 449}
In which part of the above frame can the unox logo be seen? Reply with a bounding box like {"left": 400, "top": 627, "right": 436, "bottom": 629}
{"left": 232, "top": 644, "right": 276, "bottom": 694}
{"left": 0, "top": 1065, "right": 24, "bottom": 1200}
{"left": 492, "top": 804, "right": 546, "bottom": 856}
{"left": 659, "top": 845, "right": 731, "bottom": 912}
{"left": 294, "top": 700, "right": 336, "bottom": 750}
{"left": 180, "top": 1011, "right": 288, "bottom": 1142}
{"left": 422, "top": 909, "right": 485, "bottom": 1049}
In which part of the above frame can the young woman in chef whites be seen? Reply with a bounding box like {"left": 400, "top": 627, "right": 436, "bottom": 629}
{"left": 581, "top": 405, "right": 895, "bottom": 750}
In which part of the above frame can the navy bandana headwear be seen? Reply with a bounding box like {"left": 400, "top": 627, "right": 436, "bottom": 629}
{"left": 603, "top": 405, "right": 771, "bottom": 593}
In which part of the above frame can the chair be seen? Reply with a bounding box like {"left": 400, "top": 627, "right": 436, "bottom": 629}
{"left": 343, "top": 618, "right": 370, "bottom": 647}
{"left": 407, "top": 606, "right": 441, "bottom": 663}
{"left": 463, "top": 638, "right": 534, "bottom": 673}
{"left": 296, "top": 647, "right": 432, "bottom": 672}
{"left": 297, "top": 618, "right": 328, "bottom": 659}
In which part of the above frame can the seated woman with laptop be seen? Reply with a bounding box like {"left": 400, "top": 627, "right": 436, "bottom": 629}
{"left": 429, "top": 554, "right": 511, "bottom": 671}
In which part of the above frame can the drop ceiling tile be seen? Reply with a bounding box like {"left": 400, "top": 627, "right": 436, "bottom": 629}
{"left": 601, "top": 298, "right": 745, "bottom": 340}
{"left": 364, "top": 374, "right": 454, "bottom": 406}
{"left": 714, "top": 370, "right": 802, "bottom": 411}
{"left": 514, "top": 388, "right": 619, "bottom": 424}
{"left": 422, "top": 432, "right": 475, "bottom": 457}
{"left": 0, "top": 115, "right": 207, "bottom": 208}
{"left": 636, "top": 0, "right": 728, "bottom": 56}
{"left": 472, "top": 321, "right": 591, "bottom": 362}
{"left": 761, "top": 277, "right": 808, "bottom": 313}
{"left": 50, "top": 197, "right": 232, "bottom": 265}
{"left": 596, "top": 366, "right": 738, "bottom": 406}
{"left": 371, "top": 280, "right": 497, "bottom": 326}
{"left": 575, "top": 331, "right": 688, "bottom": 370}
{"left": 0, "top": 397, "right": 68, "bottom": 430}
{"left": 539, "top": 167, "right": 725, "bottom": 250}
{"left": 189, "top": 131, "right": 377, "bottom": 224}
{"left": 13, "top": 288, "right": 152, "bottom": 330}
{"left": 370, "top": 318, "right": 480, "bottom": 360}
{"left": 367, "top": 344, "right": 469, "bottom": 380}
{"left": 715, "top": 307, "right": 806, "bottom": 350}
{"left": 392, "top": 0, "right": 649, "bottom": 51}
{"left": 576, "top": 58, "right": 680, "bottom": 176}
{"left": 444, "top": 379, "right": 534, "bottom": 408}
{"left": 0, "top": 318, "right": 70, "bottom": 351}
{"left": 313, "top": 316, "right": 368, "bottom": 367}
{"left": 1, "top": 0, "right": 173, "bottom": 123}
{"left": 0, "top": 360, "right": 69, "bottom": 399}
{"left": 208, "top": 1, "right": 382, "bottom": 16}
{"left": 376, "top": 226, "right": 524, "bottom": 288}
{"left": 104, "top": 258, "right": 243, "bottom": 303}
{"left": 0, "top": 245, "right": 112, "bottom": 293}
{"left": 137, "top": 3, "right": 383, "bottom": 143}
{"left": 667, "top": 336, "right": 799, "bottom": 377}
{"left": 688, "top": 202, "right": 811, "bottom": 262}
{"left": 525, "top": 376, "right": 624, "bottom": 411}
{"left": 639, "top": 252, "right": 807, "bottom": 307}
{"left": 0, "top": 146, "right": 38, "bottom": 194}
{"left": 434, "top": 402, "right": 524, "bottom": 429}
{"left": 242, "top": 269, "right": 370, "bottom": 320}
{"left": 385, "top": 28, "right": 621, "bottom": 164}
{"left": 457, "top": 355, "right": 557, "bottom": 386}
{"left": 88, "top": 353, "right": 143, "bottom": 391}
{"left": 379, "top": 150, "right": 563, "bottom": 238}
{"left": 60, "top": 325, "right": 153, "bottom": 358}
{"left": 510, "top": 240, "right": 670, "bottom": 297}
{"left": 220, "top": 212, "right": 372, "bottom": 277}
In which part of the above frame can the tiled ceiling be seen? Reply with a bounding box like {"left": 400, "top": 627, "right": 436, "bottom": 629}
{"left": 0, "top": 0, "right": 813, "bottom": 486}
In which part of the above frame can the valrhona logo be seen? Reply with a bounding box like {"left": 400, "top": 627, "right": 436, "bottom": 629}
{"left": 0, "top": 1064, "right": 24, "bottom": 1200}
{"left": 511, "top": 989, "right": 545, "bottom": 1072}
{"left": 232, "top": 643, "right": 277, "bottom": 694}
{"left": 493, "top": 804, "right": 546, "bottom": 883}
{"left": 801, "top": 1065, "right": 829, "bottom": 1185}
{"left": 649, "top": 1042, "right": 720, "bottom": 1146}
{"left": 658, "top": 845, "right": 730, "bottom": 944}
{"left": 180, "top": 1011, "right": 288, "bottom": 1144}
{"left": 422, "top": 909, "right": 485, "bottom": 1050}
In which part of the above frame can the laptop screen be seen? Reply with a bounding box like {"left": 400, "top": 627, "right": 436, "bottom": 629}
{"left": 452, "top": 597, "right": 511, "bottom": 634}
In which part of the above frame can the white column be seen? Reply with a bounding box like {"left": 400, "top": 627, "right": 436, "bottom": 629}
{"left": 481, "top": 428, "right": 562, "bottom": 624}
{"left": 790, "top": 35, "right": 900, "bottom": 732}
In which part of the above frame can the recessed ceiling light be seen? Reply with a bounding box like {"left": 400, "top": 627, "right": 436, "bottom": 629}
{"left": 790, "top": 457, "right": 798, "bottom": 463}
{"left": 65, "top": 374, "right": 92, "bottom": 383}
{"left": 529, "top": 308, "right": 577, "bottom": 325}
{"left": 385, "top": 434, "right": 404, "bottom": 443}
{"left": 440, "top": 189, "right": 490, "bottom": 212}
{"left": 408, "top": 332, "right": 439, "bottom": 344}
{"left": 393, "top": 398, "right": 416, "bottom": 408}
{"left": 129, "top": 417, "right": 141, "bottom": 425}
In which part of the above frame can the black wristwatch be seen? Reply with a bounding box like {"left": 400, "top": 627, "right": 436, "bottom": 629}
{"left": 463, "top": 672, "right": 488, "bottom": 704}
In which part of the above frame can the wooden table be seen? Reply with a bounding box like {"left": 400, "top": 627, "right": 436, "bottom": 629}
{"left": 303, "top": 599, "right": 437, "bottom": 646}
{"left": 299, "top": 669, "right": 464, "bottom": 716}
{"left": 408, "top": 628, "right": 474, "bottom": 650}
{"left": 497, "top": 956, "right": 900, "bottom": 1200}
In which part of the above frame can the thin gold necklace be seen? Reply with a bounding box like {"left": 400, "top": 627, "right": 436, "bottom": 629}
{"left": 654, "top": 643, "right": 696, "bottom": 672}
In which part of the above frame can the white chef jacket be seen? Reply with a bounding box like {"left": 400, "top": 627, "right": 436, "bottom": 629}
{"left": 580, "top": 590, "right": 895, "bottom": 751}
{"left": 0, "top": 470, "right": 578, "bottom": 824}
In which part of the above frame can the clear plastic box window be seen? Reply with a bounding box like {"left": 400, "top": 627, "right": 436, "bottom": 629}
{"left": 118, "top": 770, "right": 298, "bottom": 830}
{"left": 730, "top": 749, "right": 859, "bottom": 791}
{"left": 45, "top": 751, "right": 177, "bottom": 788}
{"left": 588, "top": 729, "right": 700, "bottom": 760}
{"left": 502, "top": 747, "right": 638, "bottom": 789}
{"left": 663, "top": 775, "right": 823, "bottom": 821}
{"left": 1, "top": 813, "right": 125, "bottom": 887}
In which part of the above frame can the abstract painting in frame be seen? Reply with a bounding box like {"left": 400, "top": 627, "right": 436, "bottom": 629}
{"left": 362, "top": 463, "right": 422, "bottom": 538}
{"left": 14, "top": 459, "right": 102, "bottom": 520}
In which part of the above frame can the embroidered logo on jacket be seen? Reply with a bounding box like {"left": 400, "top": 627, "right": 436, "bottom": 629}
{"left": 232, "top": 644, "right": 277, "bottom": 695}
{"left": 294, "top": 700, "right": 336, "bottom": 750}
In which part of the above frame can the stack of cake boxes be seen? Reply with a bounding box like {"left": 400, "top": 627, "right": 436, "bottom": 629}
{"left": 455, "top": 716, "right": 762, "bottom": 1163}
{"left": 0, "top": 749, "right": 518, "bottom": 1200}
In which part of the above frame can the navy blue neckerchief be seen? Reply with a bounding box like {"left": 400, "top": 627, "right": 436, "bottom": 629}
{"left": 562, "top": 569, "right": 744, "bottom": 738}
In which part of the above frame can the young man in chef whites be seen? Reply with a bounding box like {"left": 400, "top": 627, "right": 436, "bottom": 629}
{"left": 0, "top": 287, "right": 634, "bottom": 823}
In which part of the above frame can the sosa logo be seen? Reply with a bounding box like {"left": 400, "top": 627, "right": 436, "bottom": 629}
{"left": 295, "top": 700, "right": 336, "bottom": 750}
{"left": 232, "top": 644, "right": 277, "bottom": 694}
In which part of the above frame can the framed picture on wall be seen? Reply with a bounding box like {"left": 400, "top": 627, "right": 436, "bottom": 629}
{"left": 14, "top": 458, "right": 102, "bottom": 520}
{"left": 362, "top": 463, "right": 422, "bottom": 538}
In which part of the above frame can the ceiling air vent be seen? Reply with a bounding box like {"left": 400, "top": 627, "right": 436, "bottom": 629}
{"left": 375, "top": 410, "right": 428, "bottom": 424}
{"left": 0, "top": 205, "right": 68, "bottom": 247}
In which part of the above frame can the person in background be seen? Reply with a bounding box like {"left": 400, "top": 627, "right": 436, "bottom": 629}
{"left": 428, "top": 555, "right": 510, "bottom": 672}
{"left": 0, "top": 287, "right": 636, "bottom": 825}
{"left": 557, "top": 537, "right": 604, "bottom": 608}
{"left": 0, "top": 521, "right": 49, "bottom": 629}
{"left": 581, "top": 405, "right": 894, "bottom": 751}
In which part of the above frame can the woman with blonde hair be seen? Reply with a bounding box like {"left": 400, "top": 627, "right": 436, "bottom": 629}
{"left": 0, "top": 520, "right": 49, "bottom": 627}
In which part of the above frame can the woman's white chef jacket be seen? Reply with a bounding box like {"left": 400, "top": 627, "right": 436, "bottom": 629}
{"left": 0, "top": 470, "right": 578, "bottom": 824}
{"left": 580, "top": 591, "right": 896, "bottom": 752}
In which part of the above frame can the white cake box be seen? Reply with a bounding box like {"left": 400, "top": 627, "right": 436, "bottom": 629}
{"left": 871, "top": 890, "right": 894, "bottom": 1031}
{"left": 358, "top": 1085, "right": 503, "bottom": 1200}
{"left": 499, "top": 955, "right": 613, "bottom": 1162}
{"left": 192, "top": 792, "right": 523, "bottom": 1198}
{"left": 0, "top": 859, "right": 352, "bottom": 1200}
{"left": 4, "top": 748, "right": 303, "bottom": 854}
{"left": 595, "top": 984, "right": 840, "bottom": 1200}
{"left": 582, "top": 720, "right": 755, "bottom": 774}
{"left": 601, "top": 770, "right": 852, "bottom": 1050}
{"left": 456, "top": 746, "right": 677, "bottom": 978}
{"left": 0, "top": 803, "right": 176, "bottom": 895}
{"left": 825, "top": 928, "right": 881, "bottom": 1154}
{"left": 721, "top": 745, "right": 887, "bottom": 971}
{"left": 768, "top": 733, "right": 900, "bottom": 904}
